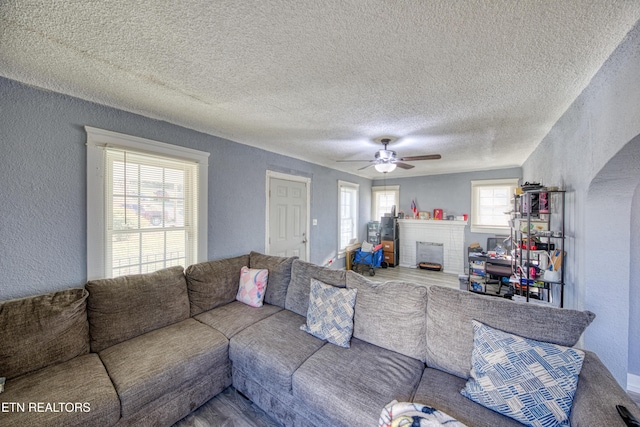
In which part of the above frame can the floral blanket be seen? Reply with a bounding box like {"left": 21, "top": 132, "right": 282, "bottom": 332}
{"left": 379, "top": 400, "right": 468, "bottom": 427}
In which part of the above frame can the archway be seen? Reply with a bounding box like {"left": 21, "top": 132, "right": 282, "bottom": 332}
{"left": 584, "top": 133, "right": 640, "bottom": 387}
{"left": 630, "top": 184, "right": 640, "bottom": 392}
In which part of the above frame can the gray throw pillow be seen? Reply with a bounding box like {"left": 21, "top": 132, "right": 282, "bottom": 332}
{"left": 300, "top": 279, "right": 357, "bottom": 348}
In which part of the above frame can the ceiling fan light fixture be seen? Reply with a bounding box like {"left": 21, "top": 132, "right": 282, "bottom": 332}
{"left": 375, "top": 163, "right": 397, "bottom": 173}
{"left": 376, "top": 149, "right": 396, "bottom": 161}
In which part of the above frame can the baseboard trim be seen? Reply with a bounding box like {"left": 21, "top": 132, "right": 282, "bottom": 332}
{"left": 628, "top": 373, "right": 640, "bottom": 394}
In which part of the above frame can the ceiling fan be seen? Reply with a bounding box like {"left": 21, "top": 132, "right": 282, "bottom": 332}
{"left": 337, "top": 137, "right": 441, "bottom": 173}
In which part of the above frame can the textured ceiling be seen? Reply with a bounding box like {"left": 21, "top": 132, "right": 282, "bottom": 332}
{"left": 2, "top": 1, "right": 639, "bottom": 178}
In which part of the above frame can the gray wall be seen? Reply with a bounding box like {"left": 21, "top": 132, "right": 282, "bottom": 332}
{"left": 372, "top": 167, "right": 522, "bottom": 251}
{"left": 521, "top": 21, "right": 640, "bottom": 387}
{"left": 631, "top": 184, "right": 640, "bottom": 377}
{"left": 0, "top": 77, "right": 371, "bottom": 301}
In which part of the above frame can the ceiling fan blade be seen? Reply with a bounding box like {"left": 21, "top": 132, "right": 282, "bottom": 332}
{"left": 395, "top": 162, "right": 415, "bottom": 170}
{"left": 398, "top": 154, "right": 441, "bottom": 161}
{"left": 336, "top": 159, "right": 374, "bottom": 163}
{"left": 358, "top": 164, "right": 376, "bottom": 171}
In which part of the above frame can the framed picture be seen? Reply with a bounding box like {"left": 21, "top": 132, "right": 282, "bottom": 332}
{"left": 419, "top": 211, "right": 430, "bottom": 220}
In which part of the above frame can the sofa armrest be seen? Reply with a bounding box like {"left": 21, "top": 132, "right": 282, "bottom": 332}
{"left": 570, "top": 350, "right": 640, "bottom": 426}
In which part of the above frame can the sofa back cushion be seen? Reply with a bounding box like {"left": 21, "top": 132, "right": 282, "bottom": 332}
{"left": 185, "top": 255, "right": 250, "bottom": 316}
{"left": 285, "top": 260, "right": 347, "bottom": 316}
{"left": 249, "top": 252, "right": 297, "bottom": 308}
{"left": 346, "top": 272, "right": 428, "bottom": 362}
{"left": 86, "top": 266, "right": 189, "bottom": 352}
{"left": 0, "top": 288, "right": 90, "bottom": 379}
{"left": 425, "top": 286, "right": 596, "bottom": 379}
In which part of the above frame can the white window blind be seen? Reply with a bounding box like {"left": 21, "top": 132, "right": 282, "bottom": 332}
{"left": 338, "top": 181, "right": 359, "bottom": 254}
{"left": 470, "top": 178, "right": 518, "bottom": 233}
{"left": 86, "top": 127, "right": 208, "bottom": 280}
{"left": 105, "top": 148, "right": 198, "bottom": 277}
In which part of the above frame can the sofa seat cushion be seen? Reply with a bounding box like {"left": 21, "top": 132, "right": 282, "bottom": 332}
{"left": 185, "top": 255, "right": 250, "bottom": 316}
{"left": 570, "top": 350, "right": 640, "bottom": 426}
{"left": 414, "top": 368, "right": 523, "bottom": 427}
{"left": 86, "top": 266, "right": 190, "bottom": 352}
{"left": 99, "top": 318, "right": 228, "bottom": 418}
{"left": 292, "top": 338, "right": 424, "bottom": 427}
{"left": 426, "top": 286, "right": 595, "bottom": 379}
{"left": 285, "top": 259, "right": 347, "bottom": 316}
{"left": 249, "top": 251, "right": 297, "bottom": 308}
{"left": 194, "top": 300, "right": 282, "bottom": 338}
{"left": 230, "top": 309, "right": 326, "bottom": 392}
{"left": 0, "top": 288, "right": 89, "bottom": 380}
{"left": 346, "top": 272, "right": 428, "bottom": 361}
{"left": 0, "top": 353, "right": 120, "bottom": 427}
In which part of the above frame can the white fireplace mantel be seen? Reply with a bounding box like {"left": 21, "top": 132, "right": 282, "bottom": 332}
{"left": 398, "top": 219, "right": 467, "bottom": 274}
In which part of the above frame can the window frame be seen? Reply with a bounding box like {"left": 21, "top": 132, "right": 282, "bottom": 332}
{"left": 338, "top": 180, "right": 359, "bottom": 258}
{"left": 371, "top": 185, "right": 399, "bottom": 221}
{"left": 86, "top": 126, "right": 209, "bottom": 280}
{"left": 470, "top": 178, "right": 518, "bottom": 234}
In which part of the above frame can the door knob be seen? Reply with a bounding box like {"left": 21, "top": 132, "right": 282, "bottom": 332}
{"left": 302, "top": 233, "right": 308, "bottom": 244}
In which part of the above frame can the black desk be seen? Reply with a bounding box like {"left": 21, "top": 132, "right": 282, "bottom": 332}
{"left": 468, "top": 253, "right": 512, "bottom": 266}
{"left": 468, "top": 254, "right": 513, "bottom": 294}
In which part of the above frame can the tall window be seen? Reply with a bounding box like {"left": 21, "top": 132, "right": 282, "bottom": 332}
{"left": 338, "top": 181, "right": 359, "bottom": 255}
{"left": 470, "top": 178, "right": 518, "bottom": 233}
{"left": 86, "top": 127, "right": 208, "bottom": 279}
{"left": 372, "top": 185, "right": 399, "bottom": 221}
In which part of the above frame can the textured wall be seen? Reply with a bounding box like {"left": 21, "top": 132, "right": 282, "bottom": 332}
{"left": 631, "top": 185, "right": 640, "bottom": 378}
{"left": 0, "top": 77, "right": 370, "bottom": 301}
{"left": 522, "top": 21, "right": 640, "bottom": 387}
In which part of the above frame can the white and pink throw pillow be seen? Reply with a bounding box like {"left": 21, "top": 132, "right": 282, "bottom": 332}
{"left": 236, "top": 266, "right": 269, "bottom": 307}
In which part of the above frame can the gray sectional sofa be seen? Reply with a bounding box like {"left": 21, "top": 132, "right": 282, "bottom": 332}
{"left": 1, "top": 251, "right": 638, "bottom": 426}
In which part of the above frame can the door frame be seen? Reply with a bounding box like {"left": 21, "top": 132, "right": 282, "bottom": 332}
{"left": 265, "top": 170, "right": 311, "bottom": 261}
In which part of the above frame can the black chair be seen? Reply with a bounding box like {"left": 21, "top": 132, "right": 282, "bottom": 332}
{"left": 486, "top": 262, "right": 513, "bottom": 294}
{"left": 485, "top": 236, "right": 512, "bottom": 294}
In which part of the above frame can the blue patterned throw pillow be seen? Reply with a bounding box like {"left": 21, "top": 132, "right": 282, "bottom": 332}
{"left": 461, "top": 320, "right": 585, "bottom": 427}
{"left": 300, "top": 279, "right": 357, "bottom": 348}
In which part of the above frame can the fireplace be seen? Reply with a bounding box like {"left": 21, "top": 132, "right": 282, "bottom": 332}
{"left": 397, "top": 219, "right": 467, "bottom": 274}
{"left": 416, "top": 242, "right": 444, "bottom": 268}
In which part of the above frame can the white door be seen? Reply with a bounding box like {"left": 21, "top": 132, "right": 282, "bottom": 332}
{"left": 267, "top": 174, "right": 309, "bottom": 260}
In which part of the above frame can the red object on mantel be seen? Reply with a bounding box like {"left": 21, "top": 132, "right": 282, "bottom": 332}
{"left": 433, "top": 209, "right": 443, "bottom": 220}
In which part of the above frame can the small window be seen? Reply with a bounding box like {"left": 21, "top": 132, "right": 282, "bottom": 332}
{"left": 86, "top": 127, "right": 209, "bottom": 279}
{"left": 372, "top": 185, "right": 399, "bottom": 221}
{"left": 470, "top": 178, "right": 518, "bottom": 233}
{"left": 338, "top": 181, "right": 359, "bottom": 256}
